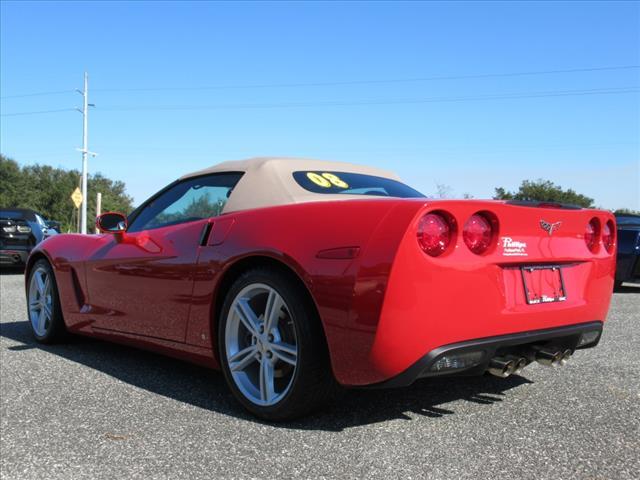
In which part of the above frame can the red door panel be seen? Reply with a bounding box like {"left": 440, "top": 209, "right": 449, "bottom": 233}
{"left": 84, "top": 219, "right": 208, "bottom": 342}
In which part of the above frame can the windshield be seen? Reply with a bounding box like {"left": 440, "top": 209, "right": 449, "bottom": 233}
{"left": 292, "top": 171, "right": 425, "bottom": 198}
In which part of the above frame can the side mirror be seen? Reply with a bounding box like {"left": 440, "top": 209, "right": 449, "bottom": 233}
{"left": 96, "top": 212, "right": 127, "bottom": 234}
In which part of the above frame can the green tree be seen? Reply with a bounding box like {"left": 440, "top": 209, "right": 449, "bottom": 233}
{"left": 181, "top": 193, "right": 225, "bottom": 218}
{"left": 0, "top": 156, "right": 25, "bottom": 207}
{"left": 434, "top": 183, "right": 452, "bottom": 199}
{"left": 493, "top": 179, "right": 594, "bottom": 208}
{"left": 613, "top": 208, "right": 640, "bottom": 216}
{"left": 87, "top": 173, "right": 135, "bottom": 218}
{"left": 152, "top": 193, "right": 224, "bottom": 227}
{"left": 0, "top": 154, "right": 133, "bottom": 232}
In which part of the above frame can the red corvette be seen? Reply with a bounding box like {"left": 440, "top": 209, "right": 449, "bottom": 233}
{"left": 25, "top": 157, "right": 616, "bottom": 420}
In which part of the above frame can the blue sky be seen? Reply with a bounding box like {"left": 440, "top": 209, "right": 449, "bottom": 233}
{"left": 1, "top": 1, "right": 639, "bottom": 210}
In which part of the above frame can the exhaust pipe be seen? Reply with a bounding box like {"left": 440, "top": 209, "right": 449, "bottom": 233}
{"left": 535, "top": 348, "right": 563, "bottom": 367}
{"left": 505, "top": 355, "right": 528, "bottom": 375}
{"left": 487, "top": 357, "right": 517, "bottom": 378}
{"left": 558, "top": 349, "right": 573, "bottom": 366}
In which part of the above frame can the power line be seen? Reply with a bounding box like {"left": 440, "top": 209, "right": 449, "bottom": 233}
{"left": 0, "top": 108, "right": 76, "bottom": 117}
{"left": 0, "top": 89, "right": 75, "bottom": 100}
{"left": 98, "top": 86, "right": 640, "bottom": 111}
{"left": 2, "top": 86, "right": 638, "bottom": 117}
{"left": 1, "top": 65, "right": 638, "bottom": 99}
{"left": 92, "top": 65, "right": 640, "bottom": 92}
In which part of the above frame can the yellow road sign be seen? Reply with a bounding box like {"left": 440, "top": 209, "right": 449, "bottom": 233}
{"left": 71, "top": 187, "right": 83, "bottom": 209}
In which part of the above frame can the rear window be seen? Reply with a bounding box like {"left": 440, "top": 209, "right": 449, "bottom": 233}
{"left": 292, "top": 171, "right": 425, "bottom": 198}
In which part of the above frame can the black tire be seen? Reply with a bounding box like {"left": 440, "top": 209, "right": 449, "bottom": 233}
{"left": 26, "top": 259, "right": 67, "bottom": 343}
{"left": 614, "top": 280, "right": 623, "bottom": 291}
{"left": 218, "top": 267, "right": 335, "bottom": 421}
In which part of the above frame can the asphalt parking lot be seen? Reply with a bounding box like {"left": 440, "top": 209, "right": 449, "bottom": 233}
{"left": 1, "top": 269, "right": 638, "bottom": 480}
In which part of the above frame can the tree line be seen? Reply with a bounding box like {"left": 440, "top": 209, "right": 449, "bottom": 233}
{"left": 1, "top": 154, "right": 636, "bottom": 232}
{"left": 434, "top": 178, "right": 635, "bottom": 215}
{"left": 1, "top": 154, "right": 134, "bottom": 233}
{"left": 492, "top": 179, "right": 595, "bottom": 207}
{"left": 492, "top": 179, "right": 637, "bottom": 215}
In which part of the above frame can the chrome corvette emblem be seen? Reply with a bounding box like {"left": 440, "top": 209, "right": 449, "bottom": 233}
{"left": 540, "top": 219, "right": 562, "bottom": 235}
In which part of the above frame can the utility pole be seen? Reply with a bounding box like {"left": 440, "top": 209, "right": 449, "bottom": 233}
{"left": 76, "top": 72, "right": 96, "bottom": 234}
{"left": 95, "top": 192, "right": 102, "bottom": 234}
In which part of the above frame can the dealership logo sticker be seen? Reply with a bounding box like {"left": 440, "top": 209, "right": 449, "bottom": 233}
{"left": 540, "top": 219, "right": 562, "bottom": 235}
{"left": 502, "top": 237, "right": 528, "bottom": 256}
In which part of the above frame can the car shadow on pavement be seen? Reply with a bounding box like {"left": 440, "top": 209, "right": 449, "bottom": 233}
{"left": 0, "top": 320, "right": 531, "bottom": 431}
{"left": 614, "top": 284, "right": 640, "bottom": 294}
{"left": 0, "top": 267, "right": 25, "bottom": 276}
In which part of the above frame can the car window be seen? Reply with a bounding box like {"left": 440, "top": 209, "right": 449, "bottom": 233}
{"left": 615, "top": 215, "right": 640, "bottom": 226}
{"left": 127, "top": 173, "right": 243, "bottom": 232}
{"left": 292, "top": 171, "right": 425, "bottom": 198}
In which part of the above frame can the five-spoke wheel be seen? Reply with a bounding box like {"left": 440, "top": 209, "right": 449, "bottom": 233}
{"left": 26, "top": 259, "right": 66, "bottom": 343}
{"left": 28, "top": 265, "right": 54, "bottom": 337}
{"left": 225, "top": 283, "right": 298, "bottom": 406}
{"left": 219, "top": 267, "right": 334, "bottom": 420}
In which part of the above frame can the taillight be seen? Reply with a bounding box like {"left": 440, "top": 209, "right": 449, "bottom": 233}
{"left": 602, "top": 220, "right": 615, "bottom": 253}
{"left": 417, "top": 212, "right": 452, "bottom": 257}
{"left": 585, "top": 218, "right": 600, "bottom": 252}
{"left": 463, "top": 213, "right": 493, "bottom": 255}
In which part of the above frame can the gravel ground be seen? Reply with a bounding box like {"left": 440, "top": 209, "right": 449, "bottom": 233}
{"left": 1, "top": 269, "right": 638, "bottom": 480}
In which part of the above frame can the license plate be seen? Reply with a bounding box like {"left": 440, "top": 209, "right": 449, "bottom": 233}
{"left": 521, "top": 265, "right": 567, "bottom": 305}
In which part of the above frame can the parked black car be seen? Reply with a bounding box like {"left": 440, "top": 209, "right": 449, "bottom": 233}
{"left": 615, "top": 213, "right": 640, "bottom": 289}
{"left": 0, "top": 208, "right": 58, "bottom": 267}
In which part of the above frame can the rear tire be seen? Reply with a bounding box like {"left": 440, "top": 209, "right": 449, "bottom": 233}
{"left": 26, "top": 259, "right": 67, "bottom": 343}
{"left": 218, "top": 267, "right": 334, "bottom": 421}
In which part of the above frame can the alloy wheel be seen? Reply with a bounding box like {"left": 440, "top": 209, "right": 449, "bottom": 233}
{"left": 224, "top": 283, "right": 298, "bottom": 406}
{"left": 28, "top": 266, "right": 53, "bottom": 337}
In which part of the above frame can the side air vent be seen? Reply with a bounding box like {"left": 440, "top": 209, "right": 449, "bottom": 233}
{"left": 70, "top": 267, "right": 86, "bottom": 309}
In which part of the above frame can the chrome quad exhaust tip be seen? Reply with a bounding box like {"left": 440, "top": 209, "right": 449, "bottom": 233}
{"left": 534, "top": 347, "right": 572, "bottom": 367}
{"left": 505, "top": 355, "right": 528, "bottom": 375}
{"left": 558, "top": 349, "right": 573, "bottom": 366}
{"left": 487, "top": 348, "right": 572, "bottom": 377}
{"left": 487, "top": 356, "right": 526, "bottom": 378}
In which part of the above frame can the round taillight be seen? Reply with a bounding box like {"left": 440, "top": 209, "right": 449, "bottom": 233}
{"left": 463, "top": 213, "right": 493, "bottom": 255}
{"left": 602, "top": 220, "right": 615, "bottom": 253}
{"left": 417, "top": 213, "right": 452, "bottom": 257}
{"left": 585, "top": 218, "right": 600, "bottom": 252}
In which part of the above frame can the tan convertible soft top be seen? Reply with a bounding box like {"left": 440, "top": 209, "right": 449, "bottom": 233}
{"left": 180, "top": 157, "right": 402, "bottom": 214}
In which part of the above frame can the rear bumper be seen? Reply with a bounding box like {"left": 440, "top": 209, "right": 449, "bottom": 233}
{"left": 0, "top": 249, "right": 29, "bottom": 265}
{"left": 372, "top": 321, "right": 603, "bottom": 388}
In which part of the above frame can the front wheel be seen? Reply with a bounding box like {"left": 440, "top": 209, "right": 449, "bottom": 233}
{"left": 218, "top": 268, "right": 334, "bottom": 420}
{"left": 26, "top": 259, "right": 67, "bottom": 343}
